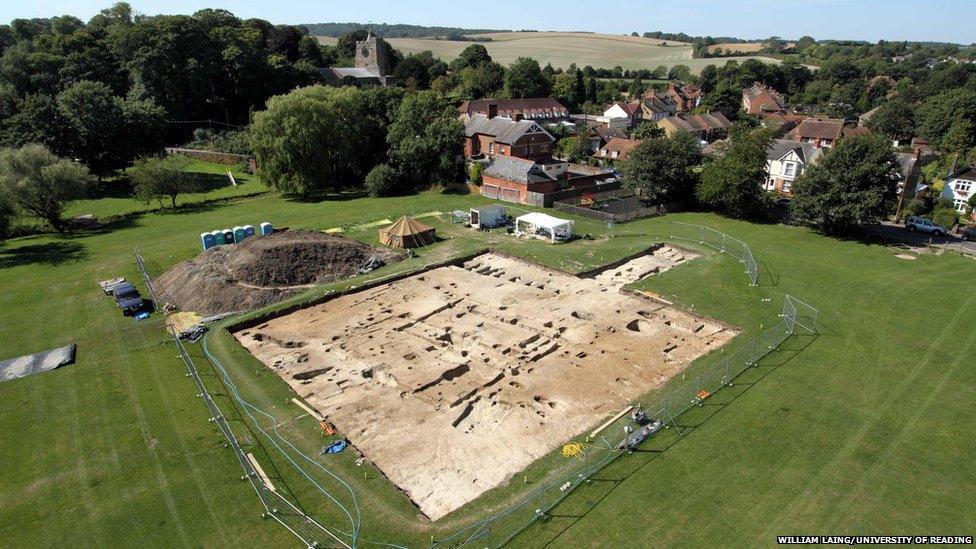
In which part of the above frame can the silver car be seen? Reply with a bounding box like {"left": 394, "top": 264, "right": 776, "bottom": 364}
{"left": 905, "top": 216, "right": 947, "bottom": 236}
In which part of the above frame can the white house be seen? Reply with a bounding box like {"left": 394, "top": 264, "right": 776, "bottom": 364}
{"left": 602, "top": 101, "right": 642, "bottom": 129}
{"left": 941, "top": 166, "right": 976, "bottom": 214}
{"left": 763, "top": 140, "right": 822, "bottom": 196}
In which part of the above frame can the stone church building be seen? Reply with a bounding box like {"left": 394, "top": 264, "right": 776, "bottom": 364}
{"left": 320, "top": 32, "right": 397, "bottom": 87}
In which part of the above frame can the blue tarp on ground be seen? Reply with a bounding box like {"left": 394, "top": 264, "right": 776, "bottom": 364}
{"left": 320, "top": 439, "right": 348, "bottom": 455}
{"left": 0, "top": 343, "right": 76, "bottom": 383}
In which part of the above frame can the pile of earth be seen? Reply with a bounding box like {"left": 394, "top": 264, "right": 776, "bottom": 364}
{"left": 155, "top": 230, "right": 404, "bottom": 315}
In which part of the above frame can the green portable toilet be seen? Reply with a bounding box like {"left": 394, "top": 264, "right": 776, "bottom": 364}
{"left": 233, "top": 226, "right": 246, "bottom": 243}
{"left": 213, "top": 230, "right": 226, "bottom": 245}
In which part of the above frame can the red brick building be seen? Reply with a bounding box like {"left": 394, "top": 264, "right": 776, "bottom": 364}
{"left": 787, "top": 117, "right": 845, "bottom": 148}
{"left": 458, "top": 98, "right": 569, "bottom": 121}
{"left": 665, "top": 82, "right": 703, "bottom": 112}
{"left": 480, "top": 156, "right": 616, "bottom": 206}
{"left": 463, "top": 109, "right": 556, "bottom": 162}
{"left": 742, "top": 82, "right": 786, "bottom": 115}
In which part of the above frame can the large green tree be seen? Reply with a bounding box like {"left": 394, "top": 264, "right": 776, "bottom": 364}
{"left": 915, "top": 89, "right": 976, "bottom": 150}
{"left": 387, "top": 91, "right": 464, "bottom": 186}
{"left": 697, "top": 127, "right": 774, "bottom": 218}
{"left": 699, "top": 83, "right": 742, "bottom": 120}
{"left": 791, "top": 135, "right": 900, "bottom": 235}
{"left": 130, "top": 154, "right": 193, "bottom": 208}
{"left": 0, "top": 143, "right": 94, "bottom": 231}
{"left": 55, "top": 80, "right": 166, "bottom": 175}
{"left": 504, "top": 57, "right": 550, "bottom": 99}
{"left": 619, "top": 131, "right": 701, "bottom": 203}
{"left": 866, "top": 97, "right": 915, "bottom": 143}
{"left": 250, "top": 86, "right": 376, "bottom": 196}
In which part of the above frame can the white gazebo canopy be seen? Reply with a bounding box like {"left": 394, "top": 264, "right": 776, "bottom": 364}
{"left": 514, "top": 212, "right": 574, "bottom": 243}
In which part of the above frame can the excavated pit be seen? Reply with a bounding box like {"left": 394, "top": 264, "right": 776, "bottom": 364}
{"left": 234, "top": 247, "right": 736, "bottom": 520}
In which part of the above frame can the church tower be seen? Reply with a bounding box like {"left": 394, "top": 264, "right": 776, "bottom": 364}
{"left": 355, "top": 32, "right": 392, "bottom": 76}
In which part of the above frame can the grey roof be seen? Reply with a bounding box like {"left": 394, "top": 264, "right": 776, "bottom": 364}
{"left": 464, "top": 114, "right": 553, "bottom": 145}
{"left": 895, "top": 152, "right": 919, "bottom": 179}
{"left": 948, "top": 165, "right": 976, "bottom": 182}
{"left": 484, "top": 156, "right": 548, "bottom": 184}
{"left": 322, "top": 67, "right": 382, "bottom": 79}
{"left": 767, "top": 139, "right": 821, "bottom": 164}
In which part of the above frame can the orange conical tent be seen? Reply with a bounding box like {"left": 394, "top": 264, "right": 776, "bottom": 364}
{"left": 378, "top": 215, "right": 436, "bottom": 248}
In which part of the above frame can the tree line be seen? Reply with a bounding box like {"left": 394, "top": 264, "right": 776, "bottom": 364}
{"left": 0, "top": 3, "right": 325, "bottom": 176}
{"left": 618, "top": 127, "right": 902, "bottom": 235}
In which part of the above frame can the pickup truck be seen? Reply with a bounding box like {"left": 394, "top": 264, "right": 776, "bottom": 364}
{"left": 111, "top": 282, "right": 144, "bottom": 313}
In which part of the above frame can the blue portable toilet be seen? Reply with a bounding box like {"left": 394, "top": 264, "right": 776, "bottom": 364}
{"left": 243, "top": 225, "right": 256, "bottom": 238}
{"left": 212, "top": 230, "right": 226, "bottom": 246}
{"left": 201, "top": 232, "right": 216, "bottom": 251}
{"left": 222, "top": 229, "right": 234, "bottom": 244}
{"left": 233, "top": 226, "right": 246, "bottom": 243}
{"left": 260, "top": 222, "right": 273, "bottom": 236}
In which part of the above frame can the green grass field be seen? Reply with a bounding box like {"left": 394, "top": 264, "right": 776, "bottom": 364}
{"left": 317, "top": 32, "right": 780, "bottom": 73}
{"left": 1, "top": 161, "right": 974, "bottom": 547}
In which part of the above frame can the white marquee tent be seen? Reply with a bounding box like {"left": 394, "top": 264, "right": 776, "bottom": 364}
{"left": 513, "top": 212, "right": 574, "bottom": 243}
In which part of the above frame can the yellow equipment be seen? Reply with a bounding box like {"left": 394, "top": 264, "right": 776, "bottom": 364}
{"left": 561, "top": 442, "right": 585, "bottom": 459}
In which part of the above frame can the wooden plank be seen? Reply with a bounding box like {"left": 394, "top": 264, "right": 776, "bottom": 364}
{"left": 246, "top": 453, "right": 276, "bottom": 492}
{"left": 291, "top": 397, "right": 324, "bottom": 422}
{"left": 590, "top": 405, "right": 633, "bottom": 439}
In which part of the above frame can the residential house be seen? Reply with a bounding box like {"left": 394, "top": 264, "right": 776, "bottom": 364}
{"left": 763, "top": 139, "right": 822, "bottom": 196}
{"left": 787, "top": 117, "right": 845, "bottom": 148}
{"left": 588, "top": 125, "right": 629, "bottom": 153}
{"left": 602, "top": 101, "right": 643, "bottom": 129}
{"left": 665, "top": 82, "right": 703, "bottom": 112}
{"left": 843, "top": 126, "right": 870, "bottom": 138}
{"left": 459, "top": 98, "right": 569, "bottom": 121}
{"left": 657, "top": 111, "right": 732, "bottom": 142}
{"left": 595, "top": 137, "right": 642, "bottom": 162}
{"left": 640, "top": 90, "right": 677, "bottom": 122}
{"left": 742, "top": 82, "right": 786, "bottom": 115}
{"left": 941, "top": 166, "right": 976, "bottom": 215}
{"left": 893, "top": 150, "right": 929, "bottom": 220}
{"left": 320, "top": 33, "right": 396, "bottom": 87}
{"left": 463, "top": 110, "right": 555, "bottom": 162}
{"left": 480, "top": 156, "right": 615, "bottom": 206}
{"left": 858, "top": 106, "right": 880, "bottom": 127}
{"left": 760, "top": 112, "right": 808, "bottom": 137}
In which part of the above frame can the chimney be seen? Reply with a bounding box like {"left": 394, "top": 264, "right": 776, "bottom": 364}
{"left": 948, "top": 153, "right": 959, "bottom": 178}
{"left": 514, "top": 111, "right": 524, "bottom": 122}
{"left": 487, "top": 102, "right": 498, "bottom": 119}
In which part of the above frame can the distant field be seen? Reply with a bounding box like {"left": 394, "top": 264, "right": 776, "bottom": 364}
{"left": 317, "top": 31, "right": 780, "bottom": 73}
{"left": 708, "top": 42, "right": 794, "bottom": 53}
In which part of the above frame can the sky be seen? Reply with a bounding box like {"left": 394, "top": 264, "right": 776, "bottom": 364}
{"left": 7, "top": 0, "right": 976, "bottom": 44}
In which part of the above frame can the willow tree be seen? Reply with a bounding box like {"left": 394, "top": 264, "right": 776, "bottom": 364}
{"left": 250, "top": 86, "right": 375, "bottom": 196}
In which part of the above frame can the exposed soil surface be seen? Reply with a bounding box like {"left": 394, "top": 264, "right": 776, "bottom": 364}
{"left": 235, "top": 247, "right": 736, "bottom": 520}
{"left": 156, "top": 230, "right": 403, "bottom": 315}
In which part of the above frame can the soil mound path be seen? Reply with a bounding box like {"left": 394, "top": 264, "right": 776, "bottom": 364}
{"left": 156, "top": 230, "right": 404, "bottom": 315}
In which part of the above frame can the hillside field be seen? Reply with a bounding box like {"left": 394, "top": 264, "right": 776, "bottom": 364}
{"left": 317, "top": 31, "right": 780, "bottom": 73}
{"left": 0, "top": 161, "right": 973, "bottom": 546}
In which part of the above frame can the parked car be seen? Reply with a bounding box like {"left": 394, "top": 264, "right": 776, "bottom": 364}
{"left": 961, "top": 225, "right": 976, "bottom": 241}
{"left": 112, "top": 283, "right": 144, "bottom": 313}
{"left": 905, "top": 216, "right": 947, "bottom": 236}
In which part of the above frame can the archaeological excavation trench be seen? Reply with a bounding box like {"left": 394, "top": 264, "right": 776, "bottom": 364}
{"left": 233, "top": 247, "right": 738, "bottom": 521}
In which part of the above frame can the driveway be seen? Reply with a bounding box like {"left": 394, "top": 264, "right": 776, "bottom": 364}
{"left": 865, "top": 222, "right": 976, "bottom": 255}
